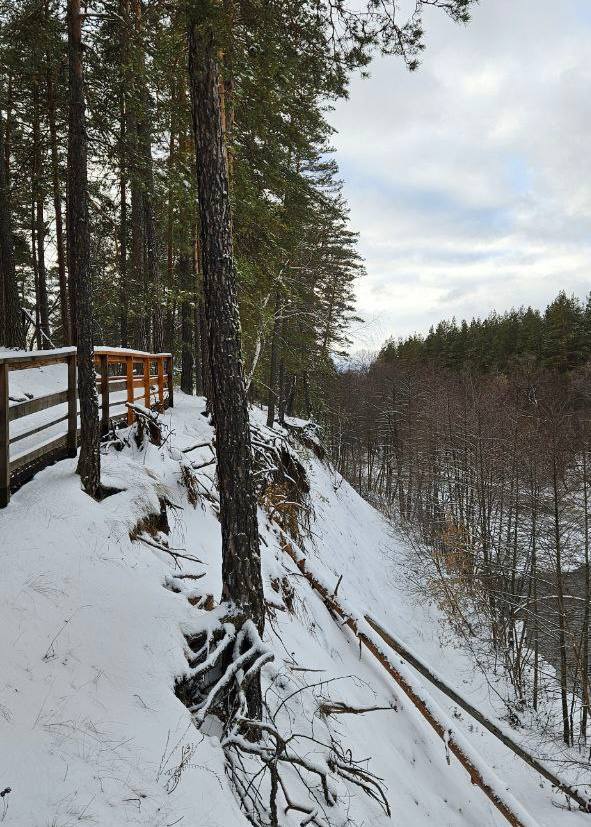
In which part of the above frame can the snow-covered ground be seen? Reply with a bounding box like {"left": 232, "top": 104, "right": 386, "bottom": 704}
{"left": 0, "top": 385, "right": 589, "bottom": 826}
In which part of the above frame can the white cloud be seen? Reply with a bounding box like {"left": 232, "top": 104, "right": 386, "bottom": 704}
{"left": 331, "top": 0, "right": 591, "bottom": 350}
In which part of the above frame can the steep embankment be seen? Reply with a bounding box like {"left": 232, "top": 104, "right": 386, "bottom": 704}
{"left": 0, "top": 391, "right": 588, "bottom": 826}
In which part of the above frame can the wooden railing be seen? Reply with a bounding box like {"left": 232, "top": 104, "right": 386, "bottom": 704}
{"left": 0, "top": 346, "right": 173, "bottom": 507}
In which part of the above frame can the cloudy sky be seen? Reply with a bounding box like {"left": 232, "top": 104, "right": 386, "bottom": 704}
{"left": 330, "top": 0, "right": 591, "bottom": 351}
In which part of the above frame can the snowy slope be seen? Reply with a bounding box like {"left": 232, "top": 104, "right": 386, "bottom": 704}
{"left": 0, "top": 389, "right": 588, "bottom": 826}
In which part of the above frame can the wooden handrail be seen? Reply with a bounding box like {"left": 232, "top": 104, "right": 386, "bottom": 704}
{"left": 0, "top": 346, "right": 173, "bottom": 507}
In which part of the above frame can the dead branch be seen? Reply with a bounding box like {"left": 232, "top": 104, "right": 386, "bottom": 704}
{"left": 318, "top": 701, "right": 396, "bottom": 717}
{"left": 135, "top": 534, "right": 204, "bottom": 567}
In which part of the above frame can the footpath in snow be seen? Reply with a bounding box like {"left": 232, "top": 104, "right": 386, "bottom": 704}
{"left": 0, "top": 390, "right": 588, "bottom": 826}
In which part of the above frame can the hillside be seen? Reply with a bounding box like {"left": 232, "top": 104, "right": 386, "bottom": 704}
{"left": 0, "top": 387, "right": 588, "bottom": 826}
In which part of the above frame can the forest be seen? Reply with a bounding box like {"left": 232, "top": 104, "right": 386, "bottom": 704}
{"left": 1, "top": 0, "right": 590, "bottom": 824}
{"left": 328, "top": 291, "right": 591, "bottom": 756}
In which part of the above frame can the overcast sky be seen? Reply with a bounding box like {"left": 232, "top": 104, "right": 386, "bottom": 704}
{"left": 330, "top": 0, "right": 591, "bottom": 352}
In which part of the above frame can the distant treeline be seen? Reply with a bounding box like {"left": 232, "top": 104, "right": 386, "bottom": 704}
{"left": 380, "top": 291, "right": 591, "bottom": 373}
{"left": 325, "top": 289, "right": 591, "bottom": 751}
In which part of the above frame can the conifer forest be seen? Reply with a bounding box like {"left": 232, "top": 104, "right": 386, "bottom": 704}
{"left": 1, "top": 1, "right": 590, "bottom": 825}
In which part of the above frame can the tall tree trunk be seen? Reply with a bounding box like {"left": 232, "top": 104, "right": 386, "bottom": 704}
{"left": 46, "top": 57, "right": 70, "bottom": 344}
{"left": 0, "top": 113, "right": 24, "bottom": 348}
{"left": 119, "top": 159, "right": 129, "bottom": 346}
{"left": 67, "top": 0, "right": 100, "bottom": 497}
{"left": 127, "top": 0, "right": 147, "bottom": 349}
{"left": 179, "top": 251, "right": 194, "bottom": 394}
{"left": 199, "top": 298, "right": 213, "bottom": 410}
{"left": 43, "top": 0, "right": 67, "bottom": 339}
{"left": 552, "top": 448, "right": 570, "bottom": 745}
{"left": 118, "top": 4, "right": 129, "bottom": 347}
{"left": 32, "top": 75, "right": 50, "bottom": 347}
{"left": 266, "top": 290, "right": 280, "bottom": 427}
{"left": 193, "top": 231, "right": 203, "bottom": 395}
{"left": 31, "top": 200, "right": 41, "bottom": 349}
{"left": 187, "top": 16, "right": 264, "bottom": 648}
{"left": 277, "top": 355, "right": 286, "bottom": 425}
{"left": 582, "top": 447, "right": 590, "bottom": 740}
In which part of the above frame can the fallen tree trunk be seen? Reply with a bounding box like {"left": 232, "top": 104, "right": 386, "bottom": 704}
{"left": 278, "top": 532, "right": 541, "bottom": 827}
{"left": 365, "top": 615, "right": 591, "bottom": 814}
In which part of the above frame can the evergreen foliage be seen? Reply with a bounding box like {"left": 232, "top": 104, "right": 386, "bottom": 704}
{"left": 0, "top": 0, "right": 477, "bottom": 418}
{"left": 380, "top": 291, "right": 591, "bottom": 374}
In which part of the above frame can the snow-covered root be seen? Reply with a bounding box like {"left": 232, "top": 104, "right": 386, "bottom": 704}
{"left": 223, "top": 716, "right": 391, "bottom": 827}
{"left": 176, "top": 608, "right": 391, "bottom": 826}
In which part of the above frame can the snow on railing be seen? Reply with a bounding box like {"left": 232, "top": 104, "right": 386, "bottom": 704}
{"left": 0, "top": 346, "right": 173, "bottom": 507}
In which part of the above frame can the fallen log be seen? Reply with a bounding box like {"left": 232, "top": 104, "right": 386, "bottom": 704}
{"left": 278, "top": 531, "right": 540, "bottom": 827}
{"left": 365, "top": 615, "right": 591, "bottom": 814}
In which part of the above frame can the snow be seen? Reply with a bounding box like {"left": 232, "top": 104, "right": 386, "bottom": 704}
{"left": 0, "top": 346, "right": 76, "bottom": 366}
{"left": 0, "top": 380, "right": 589, "bottom": 826}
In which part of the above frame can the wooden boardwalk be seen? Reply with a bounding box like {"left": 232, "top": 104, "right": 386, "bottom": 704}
{"left": 0, "top": 346, "right": 173, "bottom": 507}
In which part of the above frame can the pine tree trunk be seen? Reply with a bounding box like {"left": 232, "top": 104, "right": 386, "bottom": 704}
{"left": 193, "top": 299, "right": 202, "bottom": 394}
{"left": 118, "top": 6, "right": 129, "bottom": 348}
{"left": 582, "top": 448, "right": 590, "bottom": 740}
{"left": 47, "top": 58, "right": 70, "bottom": 345}
{"left": 199, "top": 298, "right": 211, "bottom": 405}
{"left": 128, "top": 0, "right": 148, "bottom": 350}
{"left": 277, "top": 354, "right": 285, "bottom": 425}
{"left": 32, "top": 77, "right": 50, "bottom": 347}
{"left": 266, "top": 290, "right": 280, "bottom": 427}
{"left": 193, "top": 232, "right": 203, "bottom": 395}
{"left": 187, "top": 16, "right": 264, "bottom": 643}
{"left": 67, "top": 0, "right": 100, "bottom": 498}
{"left": 179, "top": 252, "right": 194, "bottom": 394}
{"left": 552, "top": 449, "right": 570, "bottom": 745}
{"left": 0, "top": 113, "right": 24, "bottom": 348}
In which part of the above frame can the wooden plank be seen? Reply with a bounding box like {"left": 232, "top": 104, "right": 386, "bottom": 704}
{"left": 126, "top": 356, "right": 134, "bottom": 425}
{"left": 9, "top": 389, "right": 69, "bottom": 422}
{"left": 0, "top": 346, "right": 76, "bottom": 368}
{"left": 95, "top": 346, "right": 172, "bottom": 359}
{"left": 157, "top": 357, "right": 164, "bottom": 410}
{"left": 167, "top": 356, "right": 174, "bottom": 408}
{"left": 0, "top": 363, "right": 9, "bottom": 507}
{"left": 10, "top": 433, "right": 68, "bottom": 473}
{"left": 67, "top": 354, "right": 77, "bottom": 457}
{"left": 99, "top": 354, "right": 109, "bottom": 435}
{"left": 143, "top": 358, "right": 151, "bottom": 409}
{"left": 9, "top": 412, "right": 69, "bottom": 445}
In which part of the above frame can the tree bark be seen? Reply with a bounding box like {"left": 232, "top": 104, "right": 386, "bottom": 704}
{"left": 179, "top": 251, "right": 194, "bottom": 394}
{"left": 47, "top": 65, "right": 70, "bottom": 345}
{"left": 582, "top": 447, "right": 590, "bottom": 740}
{"left": 187, "top": 14, "right": 264, "bottom": 645}
{"left": 266, "top": 290, "right": 281, "bottom": 427}
{"left": 552, "top": 446, "right": 570, "bottom": 745}
{"left": 118, "top": 0, "right": 129, "bottom": 348}
{"left": 67, "top": 0, "right": 100, "bottom": 497}
{"left": 0, "top": 113, "right": 24, "bottom": 348}
{"left": 32, "top": 75, "right": 50, "bottom": 348}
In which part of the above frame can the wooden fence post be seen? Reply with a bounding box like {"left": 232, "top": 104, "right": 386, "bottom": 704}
{"left": 100, "top": 354, "right": 109, "bottom": 434}
{"left": 126, "top": 356, "right": 134, "bottom": 424}
{"left": 167, "top": 356, "right": 174, "bottom": 408}
{"left": 0, "top": 362, "right": 10, "bottom": 507}
{"left": 157, "top": 357, "right": 164, "bottom": 411}
{"left": 66, "top": 353, "right": 78, "bottom": 458}
{"left": 143, "top": 357, "right": 151, "bottom": 409}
